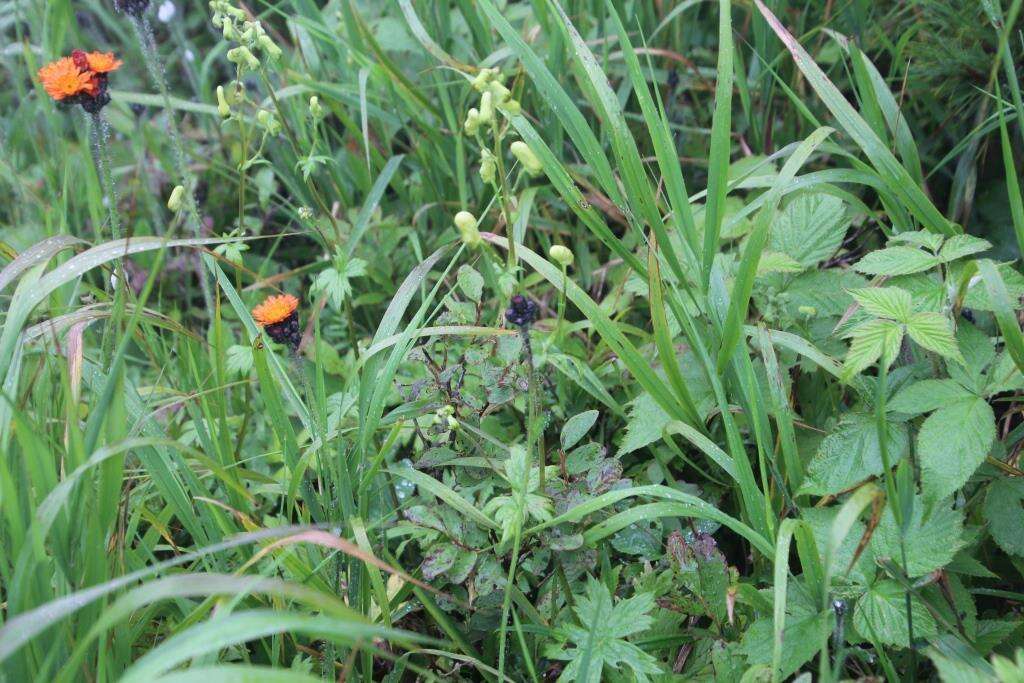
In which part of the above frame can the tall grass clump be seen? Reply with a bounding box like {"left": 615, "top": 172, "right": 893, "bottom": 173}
{"left": 2, "top": 0, "right": 1024, "bottom": 681}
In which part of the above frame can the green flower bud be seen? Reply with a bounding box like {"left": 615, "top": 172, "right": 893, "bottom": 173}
{"left": 479, "top": 149, "right": 496, "bottom": 184}
{"left": 216, "top": 85, "right": 231, "bottom": 117}
{"left": 510, "top": 141, "right": 543, "bottom": 176}
{"left": 256, "top": 109, "right": 281, "bottom": 135}
{"left": 498, "top": 98, "right": 521, "bottom": 116}
{"left": 549, "top": 245, "right": 574, "bottom": 267}
{"left": 167, "top": 185, "right": 186, "bottom": 212}
{"left": 487, "top": 81, "right": 512, "bottom": 104}
{"left": 222, "top": 21, "right": 237, "bottom": 41}
{"left": 797, "top": 305, "right": 817, "bottom": 317}
{"left": 226, "top": 46, "right": 260, "bottom": 71}
{"left": 463, "top": 107, "right": 480, "bottom": 136}
{"left": 257, "top": 34, "right": 282, "bottom": 61}
{"left": 309, "top": 95, "right": 325, "bottom": 120}
{"left": 454, "top": 210, "right": 482, "bottom": 248}
{"left": 470, "top": 67, "right": 497, "bottom": 92}
{"left": 478, "top": 91, "right": 494, "bottom": 126}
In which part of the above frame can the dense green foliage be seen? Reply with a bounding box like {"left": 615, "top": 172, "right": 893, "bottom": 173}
{"left": 3, "top": 0, "right": 1024, "bottom": 680}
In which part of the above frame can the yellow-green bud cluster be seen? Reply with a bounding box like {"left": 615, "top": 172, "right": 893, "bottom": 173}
{"left": 465, "top": 67, "right": 522, "bottom": 136}
{"left": 210, "top": 1, "right": 282, "bottom": 73}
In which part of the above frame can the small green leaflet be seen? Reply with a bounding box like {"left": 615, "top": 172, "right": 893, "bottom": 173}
{"left": 984, "top": 478, "right": 1024, "bottom": 557}
{"left": 544, "top": 577, "right": 662, "bottom": 683}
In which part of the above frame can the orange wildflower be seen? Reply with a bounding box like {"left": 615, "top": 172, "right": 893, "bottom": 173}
{"left": 252, "top": 294, "right": 299, "bottom": 326}
{"left": 85, "top": 52, "right": 123, "bottom": 74}
{"left": 37, "top": 57, "right": 95, "bottom": 101}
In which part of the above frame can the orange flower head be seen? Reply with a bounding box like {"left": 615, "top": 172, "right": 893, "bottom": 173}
{"left": 252, "top": 294, "right": 299, "bottom": 326}
{"left": 38, "top": 57, "right": 95, "bottom": 101}
{"left": 85, "top": 51, "right": 122, "bottom": 74}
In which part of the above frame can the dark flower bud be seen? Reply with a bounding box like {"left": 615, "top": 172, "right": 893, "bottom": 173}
{"left": 114, "top": 0, "right": 151, "bottom": 15}
{"left": 505, "top": 295, "right": 538, "bottom": 328}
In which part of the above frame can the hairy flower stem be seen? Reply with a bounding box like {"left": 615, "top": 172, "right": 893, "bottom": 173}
{"left": 86, "top": 111, "right": 121, "bottom": 241}
{"left": 129, "top": 13, "right": 214, "bottom": 318}
{"left": 86, "top": 110, "right": 130, "bottom": 367}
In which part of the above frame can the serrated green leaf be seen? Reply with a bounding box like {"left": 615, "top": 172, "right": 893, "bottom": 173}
{"left": 917, "top": 396, "right": 995, "bottom": 502}
{"left": 842, "top": 319, "right": 904, "bottom": 380}
{"left": 617, "top": 393, "right": 671, "bottom": 457}
{"left": 888, "top": 379, "right": 974, "bottom": 415}
{"left": 801, "top": 412, "right": 909, "bottom": 495}
{"left": 757, "top": 251, "right": 804, "bottom": 275}
{"left": 768, "top": 193, "right": 850, "bottom": 268}
{"left": 870, "top": 496, "right": 964, "bottom": 577}
{"left": 546, "top": 578, "right": 662, "bottom": 683}
{"left": 983, "top": 477, "right": 1024, "bottom": 557}
{"left": 889, "top": 230, "right": 944, "bottom": 251}
{"left": 906, "top": 312, "right": 964, "bottom": 363}
{"left": 854, "top": 246, "right": 941, "bottom": 276}
{"left": 225, "top": 345, "right": 254, "bottom": 376}
{"left": 939, "top": 234, "right": 991, "bottom": 262}
{"left": 854, "top": 580, "right": 938, "bottom": 647}
{"left": 850, "top": 287, "right": 912, "bottom": 321}
{"left": 456, "top": 265, "right": 484, "bottom": 303}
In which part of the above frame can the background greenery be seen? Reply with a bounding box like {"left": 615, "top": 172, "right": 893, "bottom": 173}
{"left": 2, "top": 0, "right": 1024, "bottom": 680}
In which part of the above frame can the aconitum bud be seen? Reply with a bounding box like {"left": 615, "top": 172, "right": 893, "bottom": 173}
{"left": 549, "top": 245, "right": 574, "bottom": 267}
{"left": 463, "top": 108, "right": 481, "bottom": 136}
{"left": 167, "top": 185, "right": 186, "bottom": 211}
{"left": 454, "top": 211, "right": 481, "bottom": 248}
{"left": 510, "top": 141, "right": 543, "bottom": 176}
{"left": 478, "top": 91, "right": 494, "bottom": 126}
{"left": 216, "top": 86, "right": 231, "bottom": 117}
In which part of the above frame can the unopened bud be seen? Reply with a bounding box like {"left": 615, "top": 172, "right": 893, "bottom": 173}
{"left": 256, "top": 109, "right": 280, "bottom": 134}
{"left": 226, "top": 45, "right": 260, "bottom": 71}
{"left": 498, "top": 98, "right": 521, "bottom": 116}
{"left": 471, "top": 67, "right": 497, "bottom": 92}
{"left": 167, "top": 185, "right": 186, "bottom": 212}
{"left": 463, "top": 107, "right": 480, "bottom": 136}
{"left": 454, "top": 210, "right": 481, "bottom": 248}
{"left": 478, "top": 91, "right": 494, "bottom": 126}
{"left": 257, "top": 34, "right": 282, "bottom": 61}
{"left": 479, "top": 149, "right": 496, "bottom": 184}
{"left": 549, "top": 245, "right": 574, "bottom": 267}
{"left": 487, "top": 81, "right": 511, "bottom": 104}
{"left": 309, "top": 95, "right": 324, "bottom": 120}
{"left": 216, "top": 85, "right": 231, "bottom": 117}
{"left": 510, "top": 141, "right": 543, "bottom": 176}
